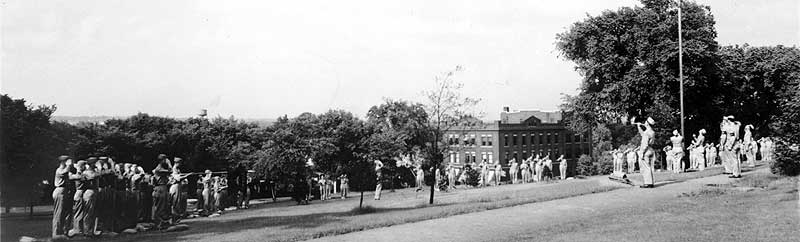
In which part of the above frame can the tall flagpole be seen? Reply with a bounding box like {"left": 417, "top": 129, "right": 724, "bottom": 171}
{"left": 678, "top": 0, "right": 685, "bottom": 139}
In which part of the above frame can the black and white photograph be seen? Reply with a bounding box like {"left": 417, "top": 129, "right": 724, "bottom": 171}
{"left": 1, "top": 0, "right": 798, "bottom": 241}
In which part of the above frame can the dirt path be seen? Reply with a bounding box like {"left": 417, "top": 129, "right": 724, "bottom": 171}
{"left": 308, "top": 168, "right": 770, "bottom": 242}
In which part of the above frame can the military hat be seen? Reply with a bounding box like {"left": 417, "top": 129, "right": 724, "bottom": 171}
{"left": 174, "top": 157, "right": 183, "bottom": 163}
{"left": 58, "top": 155, "right": 70, "bottom": 162}
{"left": 87, "top": 157, "right": 98, "bottom": 163}
{"left": 157, "top": 154, "right": 167, "bottom": 160}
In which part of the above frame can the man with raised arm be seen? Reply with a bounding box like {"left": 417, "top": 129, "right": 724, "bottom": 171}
{"left": 509, "top": 158, "right": 518, "bottom": 184}
{"left": 632, "top": 117, "right": 656, "bottom": 188}
{"left": 374, "top": 160, "right": 384, "bottom": 200}
{"left": 668, "top": 130, "right": 685, "bottom": 173}
{"left": 557, "top": 154, "right": 568, "bottom": 180}
{"left": 52, "top": 156, "right": 73, "bottom": 239}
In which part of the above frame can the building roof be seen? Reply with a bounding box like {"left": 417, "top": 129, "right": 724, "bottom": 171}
{"left": 501, "top": 110, "right": 562, "bottom": 124}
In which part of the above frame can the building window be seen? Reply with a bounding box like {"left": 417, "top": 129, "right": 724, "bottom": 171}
{"left": 455, "top": 152, "right": 460, "bottom": 163}
{"left": 522, "top": 134, "right": 527, "bottom": 146}
{"left": 539, "top": 133, "right": 545, "bottom": 144}
{"left": 480, "top": 135, "right": 486, "bottom": 146}
{"left": 513, "top": 152, "right": 518, "bottom": 161}
{"left": 449, "top": 151, "right": 455, "bottom": 163}
{"left": 471, "top": 152, "right": 478, "bottom": 163}
{"left": 522, "top": 151, "right": 527, "bottom": 160}
{"left": 505, "top": 152, "right": 510, "bottom": 161}
{"left": 487, "top": 135, "right": 493, "bottom": 146}
{"left": 513, "top": 134, "right": 518, "bottom": 146}
{"left": 504, "top": 134, "right": 509, "bottom": 147}
{"left": 469, "top": 134, "right": 475, "bottom": 146}
{"left": 488, "top": 152, "right": 494, "bottom": 163}
{"left": 566, "top": 133, "right": 572, "bottom": 143}
{"left": 555, "top": 133, "right": 559, "bottom": 143}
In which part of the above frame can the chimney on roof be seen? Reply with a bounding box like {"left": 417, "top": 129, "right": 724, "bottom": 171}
{"left": 502, "top": 106, "right": 510, "bottom": 112}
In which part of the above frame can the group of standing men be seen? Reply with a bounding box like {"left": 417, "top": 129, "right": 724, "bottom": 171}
{"left": 622, "top": 115, "right": 775, "bottom": 190}
{"left": 507, "top": 154, "right": 569, "bottom": 184}
{"left": 51, "top": 154, "right": 191, "bottom": 239}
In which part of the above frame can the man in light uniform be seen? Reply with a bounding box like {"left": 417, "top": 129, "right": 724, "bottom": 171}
{"left": 509, "top": 158, "right": 518, "bottom": 184}
{"left": 692, "top": 129, "right": 706, "bottom": 170}
{"left": 632, "top": 117, "right": 656, "bottom": 188}
{"left": 374, "top": 160, "right": 384, "bottom": 200}
{"left": 668, "top": 130, "right": 685, "bottom": 173}
{"left": 743, "top": 125, "right": 757, "bottom": 167}
{"left": 625, "top": 148, "right": 637, "bottom": 173}
{"left": 557, "top": 155, "right": 568, "bottom": 180}
{"left": 52, "top": 156, "right": 73, "bottom": 239}
{"left": 152, "top": 155, "right": 172, "bottom": 229}
{"left": 520, "top": 157, "right": 530, "bottom": 184}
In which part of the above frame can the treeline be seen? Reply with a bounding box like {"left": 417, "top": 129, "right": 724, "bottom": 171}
{"left": 556, "top": 0, "right": 800, "bottom": 175}
{"left": 0, "top": 95, "right": 431, "bottom": 206}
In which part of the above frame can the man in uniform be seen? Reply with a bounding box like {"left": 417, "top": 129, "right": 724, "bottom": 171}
{"left": 668, "top": 130, "right": 685, "bottom": 173}
{"left": 152, "top": 155, "right": 172, "bottom": 229}
{"left": 52, "top": 155, "right": 73, "bottom": 239}
{"left": 557, "top": 154, "right": 568, "bottom": 180}
{"left": 625, "top": 148, "right": 637, "bottom": 173}
{"left": 170, "top": 158, "right": 190, "bottom": 223}
{"left": 508, "top": 158, "right": 518, "bottom": 184}
{"left": 632, "top": 117, "right": 656, "bottom": 188}
{"left": 374, "top": 160, "right": 383, "bottom": 200}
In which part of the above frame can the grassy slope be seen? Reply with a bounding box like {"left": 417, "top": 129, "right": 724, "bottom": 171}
{"left": 2, "top": 178, "right": 622, "bottom": 242}
{"left": 511, "top": 171, "right": 800, "bottom": 242}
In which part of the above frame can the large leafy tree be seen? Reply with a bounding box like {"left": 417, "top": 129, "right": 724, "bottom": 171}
{"left": 421, "top": 66, "right": 481, "bottom": 204}
{"left": 716, "top": 45, "right": 800, "bottom": 135}
{"left": 557, "top": 0, "right": 719, "bottom": 144}
{"left": 365, "top": 99, "right": 430, "bottom": 189}
{"left": 1, "top": 94, "right": 61, "bottom": 206}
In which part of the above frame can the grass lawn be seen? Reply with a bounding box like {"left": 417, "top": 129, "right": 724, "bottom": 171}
{"left": 1, "top": 178, "right": 623, "bottom": 242}
{"left": 510, "top": 170, "right": 800, "bottom": 242}
{"left": 627, "top": 165, "right": 728, "bottom": 185}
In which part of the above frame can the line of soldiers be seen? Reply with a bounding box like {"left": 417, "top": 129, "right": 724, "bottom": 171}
{"left": 505, "top": 154, "right": 569, "bottom": 184}
{"left": 51, "top": 154, "right": 191, "bottom": 239}
{"left": 611, "top": 115, "right": 775, "bottom": 181}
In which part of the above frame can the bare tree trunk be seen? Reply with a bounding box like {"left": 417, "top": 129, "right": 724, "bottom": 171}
{"left": 359, "top": 191, "right": 364, "bottom": 208}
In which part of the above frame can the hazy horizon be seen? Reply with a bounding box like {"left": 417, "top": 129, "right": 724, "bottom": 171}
{"left": 3, "top": 0, "right": 798, "bottom": 120}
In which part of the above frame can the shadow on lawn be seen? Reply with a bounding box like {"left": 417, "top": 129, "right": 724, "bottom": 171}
{"left": 89, "top": 206, "right": 420, "bottom": 242}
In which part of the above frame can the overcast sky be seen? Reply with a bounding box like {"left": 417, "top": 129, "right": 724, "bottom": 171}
{"left": 2, "top": 0, "right": 798, "bottom": 121}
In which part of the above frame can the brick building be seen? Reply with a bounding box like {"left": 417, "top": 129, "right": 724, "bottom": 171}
{"left": 445, "top": 107, "right": 592, "bottom": 178}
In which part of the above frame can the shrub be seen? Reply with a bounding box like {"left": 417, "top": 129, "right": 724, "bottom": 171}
{"left": 463, "top": 168, "right": 480, "bottom": 187}
{"left": 770, "top": 140, "right": 800, "bottom": 176}
{"left": 576, "top": 154, "right": 596, "bottom": 176}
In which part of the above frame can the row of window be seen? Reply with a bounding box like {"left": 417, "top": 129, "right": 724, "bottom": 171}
{"left": 448, "top": 132, "right": 586, "bottom": 148}
{"left": 503, "top": 132, "right": 585, "bottom": 147}
{"left": 449, "top": 151, "right": 495, "bottom": 164}
{"left": 447, "top": 134, "right": 493, "bottom": 147}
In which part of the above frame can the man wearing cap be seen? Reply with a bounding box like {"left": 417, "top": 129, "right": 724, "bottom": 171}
{"left": 690, "top": 129, "right": 707, "bottom": 170}
{"left": 152, "top": 155, "right": 172, "bottom": 229}
{"left": 52, "top": 156, "right": 73, "bottom": 239}
{"left": 668, "top": 130, "right": 685, "bottom": 173}
{"left": 743, "top": 125, "right": 757, "bottom": 167}
{"left": 374, "top": 160, "right": 383, "bottom": 200}
{"left": 170, "top": 158, "right": 190, "bottom": 223}
{"left": 68, "top": 160, "right": 87, "bottom": 237}
{"left": 632, "top": 117, "right": 656, "bottom": 188}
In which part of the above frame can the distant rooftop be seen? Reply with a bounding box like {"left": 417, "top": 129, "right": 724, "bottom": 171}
{"left": 499, "top": 107, "right": 562, "bottom": 124}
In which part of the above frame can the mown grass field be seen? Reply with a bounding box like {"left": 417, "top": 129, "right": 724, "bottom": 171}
{"left": 508, "top": 169, "right": 800, "bottom": 242}
{"left": 2, "top": 177, "right": 623, "bottom": 242}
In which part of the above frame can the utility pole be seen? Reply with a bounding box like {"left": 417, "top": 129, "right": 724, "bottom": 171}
{"left": 678, "top": 0, "right": 685, "bottom": 139}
